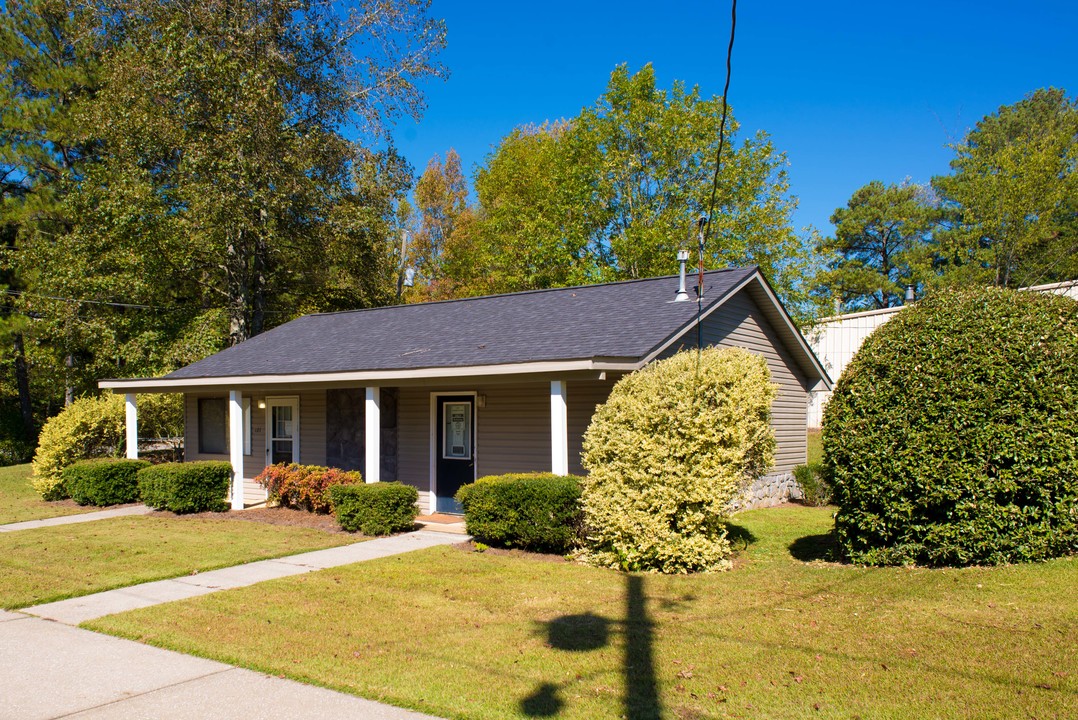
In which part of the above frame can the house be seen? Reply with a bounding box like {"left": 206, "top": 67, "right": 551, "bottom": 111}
{"left": 806, "top": 279, "right": 1078, "bottom": 428}
{"left": 100, "top": 267, "right": 831, "bottom": 513}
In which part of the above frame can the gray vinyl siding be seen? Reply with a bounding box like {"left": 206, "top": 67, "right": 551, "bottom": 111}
{"left": 184, "top": 390, "right": 327, "bottom": 501}
{"left": 567, "top": 378, "right": 616, "bottom": 476}
{"left": 396, "top": 387, "right": 431, "bottom": 510}
{"left": 659, "top": 288, "right": 810, "bottom": 475}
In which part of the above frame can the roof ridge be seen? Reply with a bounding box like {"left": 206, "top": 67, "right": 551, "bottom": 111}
{"left": 306, "top": 267, "right": 755, "bottom": 318}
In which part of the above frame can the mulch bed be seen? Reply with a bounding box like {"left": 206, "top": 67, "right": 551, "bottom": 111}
{"left": 158, "top": 506, "right": 348, "bottom": 534}
{"left": 453, "top": 540, "right": 568, "bottom": 563}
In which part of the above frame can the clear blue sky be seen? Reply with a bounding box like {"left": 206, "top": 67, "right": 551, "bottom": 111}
{"left": 391, "top": 0, "right": 1075, "bottom": 237}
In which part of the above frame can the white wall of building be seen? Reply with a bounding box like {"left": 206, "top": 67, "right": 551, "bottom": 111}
{"left": 806, "top": 280, "right": 1077, "bottom": 428}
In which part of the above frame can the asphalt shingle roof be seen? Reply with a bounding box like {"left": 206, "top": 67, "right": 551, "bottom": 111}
{"left": 166, "top": 268, "right": 757, "bottom": 379}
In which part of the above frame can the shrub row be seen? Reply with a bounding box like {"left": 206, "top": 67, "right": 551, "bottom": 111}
{"left": 52, "top": 458, "right": 231, "bottom": 513}
{"left": 255, "top": 463, "right": 361, "bottom": 513}
{"left": 329, "top": 482, "right": 418, "bottom": 535}
{"left": 63, "top": 459, "right": 150, "bottom": 506}
{"left": 137, "top": 461, "right": 232, "bottom": 513}
{"left": 456, "top": 473, "right": 584, "bottom": 554}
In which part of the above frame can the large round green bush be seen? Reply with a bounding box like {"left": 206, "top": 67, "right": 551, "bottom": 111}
{"left": 823, "top": 288, "right": 1078, "bottom": 566}
{"left": 581, "top": 347, "right": 777, "bottom": 573}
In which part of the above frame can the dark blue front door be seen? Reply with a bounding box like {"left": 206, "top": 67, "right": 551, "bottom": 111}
{"left": 436, "top": 396, "right": 474, "bottom": 513}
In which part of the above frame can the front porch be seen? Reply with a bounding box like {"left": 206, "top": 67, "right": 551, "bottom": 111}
{"left": 120, "top": 375, "right": 616, "bottom": 514}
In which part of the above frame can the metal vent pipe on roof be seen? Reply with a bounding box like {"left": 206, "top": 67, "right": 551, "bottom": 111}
{"left": 674, "top": 250, "right": 691, "bottom": 301}
{"left": 905, "top": 284, "right": 915, "bottom": 303}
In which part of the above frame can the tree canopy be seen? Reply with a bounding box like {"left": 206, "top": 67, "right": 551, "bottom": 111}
{"left": 0, "top": 0, "right": 445, "bottom": 443}
{"left": 410, "top": 64, "right": 817, "bottom": 318}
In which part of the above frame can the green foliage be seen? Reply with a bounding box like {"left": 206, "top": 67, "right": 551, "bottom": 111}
{"left": 63, "top": 458, "right": 150, "bottom": 506}
{"left": 823, "top": 288, "right": 1078, "bottom": 566}
{"left": 137, "top": 461, "right": 231, "bottom": 514}
{"left": 930, "top": 88, "right": 1078, "bottom": 289}
{"left": 254, "top": 463, "right": 362, "bottom": 514}
{"left": 816, "top": 180, "right": 938, "bottom": 311}
{"left": 1, "top": 0, "right": 444, "bottom": 423}
{"left": 793, "top": 463, "right": 832, "bottom": 507}
{"left": 328, "top": 482, "right": 418, "bottom": 535}
{"left": 31, "top": 394, "right": 126, "bottom": 499}
{"left": 420, "top": 64, "right": 817, "bottom": 320}
{"left": 456, "top": 473, "right": 584, "bottom": 554}
{"left": 581, "top": 348, "right": 777, "bottom": 573}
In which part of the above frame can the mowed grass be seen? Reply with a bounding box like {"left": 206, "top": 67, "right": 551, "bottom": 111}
{"left": 0, "top": 463, "right": 96, "bottom": 525}
{"left": 0, "top": 514, "right": 357, "bottom": 609}
{"left": 807, "top": 428, "right": 823, "bottom": 465}
{"left": 88, "top": 506, "right": 1078, "bottom": 720}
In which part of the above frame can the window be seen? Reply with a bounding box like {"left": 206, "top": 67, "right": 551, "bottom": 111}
{"left": 197, "top": 396, "right": 252, "bottom": 455}
{"left": 442, "top": 402, "right": 471, "bottom": 460}
{"left": 198, "top": 398, "right": 227, "bottom": 454}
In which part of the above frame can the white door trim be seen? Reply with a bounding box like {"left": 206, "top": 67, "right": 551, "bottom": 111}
{"left": 428, "top": 391, "right": 478, "bottom": 515}
{"left": 265, "top": 396, "right": 300, "bottom": 466}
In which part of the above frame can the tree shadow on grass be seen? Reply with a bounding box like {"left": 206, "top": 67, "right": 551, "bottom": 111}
{"left": 521, "top": 575, "right": 663, "bottom": 719}
{"left": 789, "top": 531, "right": 841, "bottom": 562}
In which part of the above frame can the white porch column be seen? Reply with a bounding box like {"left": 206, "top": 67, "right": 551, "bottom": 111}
{"left": 124, "top": 393, "right": 138, "bottom": 459}
{"left": 229, "top": 390, "right": 244, "bottom": 510}
{"left": 550, "top": 380, "right": 569, "bottom": 476}
{"left": 365, "top": 386, "right": 380, "bottom": 483}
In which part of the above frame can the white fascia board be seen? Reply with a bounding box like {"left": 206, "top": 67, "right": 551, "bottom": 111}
{"left": 99, "top": 358, "right": 642, "bottom": 393}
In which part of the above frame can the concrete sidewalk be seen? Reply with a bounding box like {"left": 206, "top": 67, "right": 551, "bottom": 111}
{"left": 0, "top": 610, "right": 443, "bottom": 720}
{"left": 0, "top": 504, "right": 153, "bottom": 533}
{"left": 24, "top": 529, "right": 465, "bottom": 625}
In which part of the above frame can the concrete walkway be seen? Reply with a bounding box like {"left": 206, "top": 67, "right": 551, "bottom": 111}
{"left": 0, "top": 610, "right": 443, "bottom": 719}
{"left": 5, "top": 529, "right": 468, "bottom": 719}
{"left": 24, "top": 529, "right": 465, "bottom": 625}
{"left": 0, "top": 504, "right": 153, "bottom": 533}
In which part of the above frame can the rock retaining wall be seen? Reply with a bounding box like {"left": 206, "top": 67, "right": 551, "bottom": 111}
{"left": 730, "top": 471, "right": 801, "bottom": 511}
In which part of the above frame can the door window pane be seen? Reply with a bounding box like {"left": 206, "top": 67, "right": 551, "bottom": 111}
{"left": 442, "top": 402, "right": 471, "bottom": 460}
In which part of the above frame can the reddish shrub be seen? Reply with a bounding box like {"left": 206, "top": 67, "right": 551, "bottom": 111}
{"left": 254, "top": 463, "right": 361, "bottom": 513}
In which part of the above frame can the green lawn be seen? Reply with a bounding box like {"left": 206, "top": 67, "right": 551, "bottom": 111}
{"left": 87, "top": 506, "right": 1078, "bottom": 720}
{"left": 0, "top": 463, "right": 97, "bottom": 525}
{"left": 807, "top": 429, "right": 822, "bottom": 465}
{"left": 0, "top": 514, "right": 357, "bottom": 609}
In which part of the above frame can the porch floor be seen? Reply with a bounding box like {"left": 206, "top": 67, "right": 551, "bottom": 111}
{"left": 415, "top": 513, "right": 468, "bottom": 535}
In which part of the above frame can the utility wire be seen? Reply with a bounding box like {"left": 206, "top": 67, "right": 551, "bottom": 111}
{"left": 696, "top": 0, "right": 738, "bottom": 360}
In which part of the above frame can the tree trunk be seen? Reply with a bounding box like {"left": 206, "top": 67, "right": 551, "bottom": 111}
{"left": 251, "top": 233, "right": 267, "bottom": 337}
{"left": 227, "top": 229, "right": 249, "bottom": 346}
{"left": 13, "top": 333, "right": 33, "bottom": 439}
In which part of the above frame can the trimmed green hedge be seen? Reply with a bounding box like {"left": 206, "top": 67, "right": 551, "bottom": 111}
{"left": 137, "top": 461, "right": 231, "bottom": 514}
{"left": 63, "top": 458, "right": 150, "bottom": 506}
{"left": 823, "top": 287, "right": 1078, "bottom": 566}
{"left": 329, "top": 482, "right": 418, "bottom": 535}
{"left": 456, "top": 473, "right": 584, "bottom": 554}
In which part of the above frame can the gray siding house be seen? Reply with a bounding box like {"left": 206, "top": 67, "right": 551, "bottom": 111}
{"left": 101, "top": 268, "right": 831, "bottom": 512}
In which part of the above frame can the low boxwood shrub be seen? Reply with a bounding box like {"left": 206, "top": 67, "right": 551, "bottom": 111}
{"left": 63, "top": 458, "right": 150, "bottom": 506}
{"left": 329, "top": 482, "right": 418, "bottom": 535}
{"left": 254, "top": 463, "right": 361, "bottom": 513}
{"left": 137, "top": 461, "right": 231, "bottom": 513}
{"left": 823, "top": 287, "right": 1078, "bottom": 566}
{"left": 32, "top": 394, "right": 126, "bottom": 500}
{"left": 793, "top": 463, "right": 831, "bottom": 507}
{"left": 456, "top": 473, "right": 584, "bottom": 554}
{"left": 581, "top": 347, "right": 777, "bottom": 573}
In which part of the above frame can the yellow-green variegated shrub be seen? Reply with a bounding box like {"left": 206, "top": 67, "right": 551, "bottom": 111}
{"left": 581, "top": 347, "right": 777, "bottom": 573}
{"left": 32, "top": 394, "right": 126, "bottom": 499}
